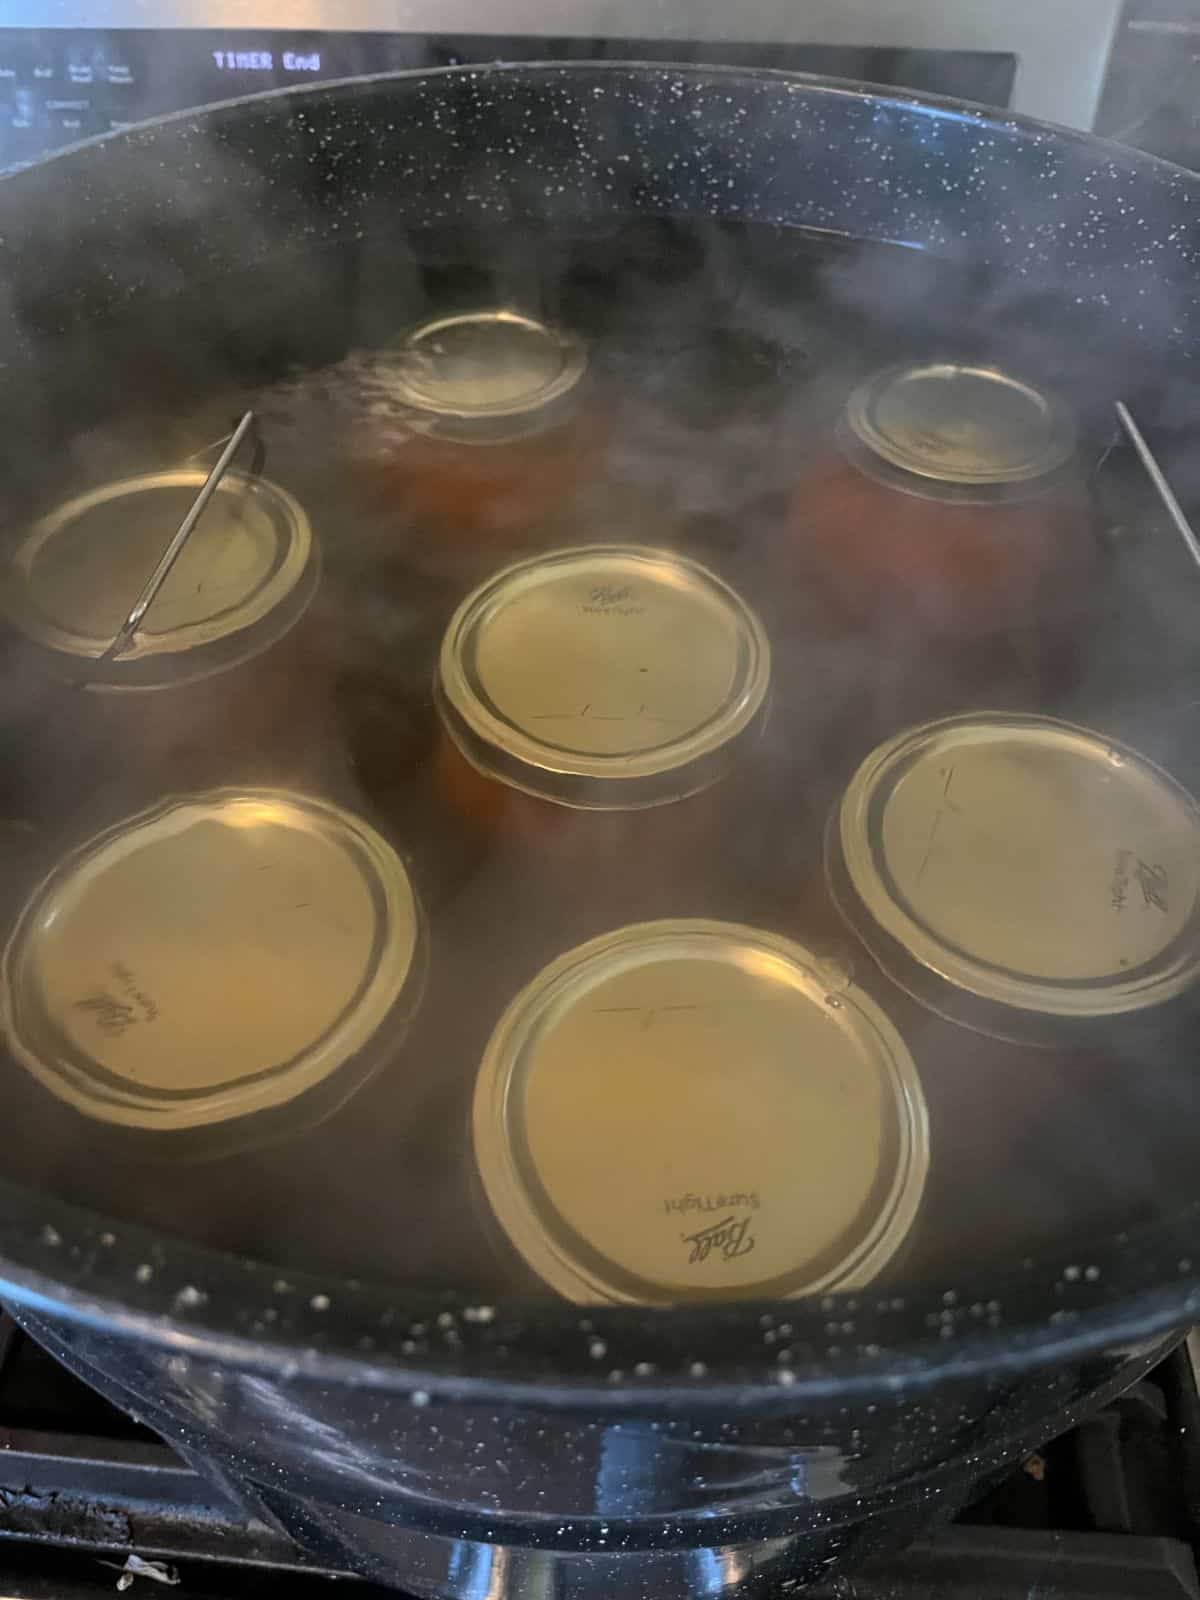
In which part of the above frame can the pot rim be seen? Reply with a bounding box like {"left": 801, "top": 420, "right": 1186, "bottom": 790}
{"left": 2, "top": 1173, "right": 1197, "bottom": 1404}
{"left": 20, "top": 58, "right": 1200, "bottom": 193}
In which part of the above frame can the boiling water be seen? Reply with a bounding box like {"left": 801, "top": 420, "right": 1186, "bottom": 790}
{"left": 0, "top": 218, "right": 1197, "bottom": 1299}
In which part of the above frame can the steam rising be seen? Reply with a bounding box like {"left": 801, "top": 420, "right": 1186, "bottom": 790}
{"left": 0, "top": 65, "right": 1196, "bottom": 1304}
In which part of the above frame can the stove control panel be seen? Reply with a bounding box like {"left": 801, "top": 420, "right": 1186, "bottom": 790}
{"left": 0, "top": 29, "right": 1017, "bottom": 174}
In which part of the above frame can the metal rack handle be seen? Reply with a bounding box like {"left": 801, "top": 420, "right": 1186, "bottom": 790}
{"left": 103, "top": 410, "right": 259, "bottom": 663}
{"left": 1115, "top": 400, "right": 1200, "bottom": 574}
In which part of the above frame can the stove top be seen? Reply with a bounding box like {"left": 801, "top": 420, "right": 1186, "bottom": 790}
{"left": 0, "top": 1313, "right": 1197, "bottom": 1599}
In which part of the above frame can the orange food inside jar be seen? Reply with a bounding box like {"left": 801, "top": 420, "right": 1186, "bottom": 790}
{"left": 432, "top": 544, "right": 771, "bottom": 891}
{"left": 433, "top": 728, "right": 732, "bottom": 884}
{"left": 788, "top": 362, "right": 1092, "bottom": 640}
{"left": 352, "top": 309, "right": 604, "bottom": 563}
{"left": 363, "top": 410, "right": 605, "bottom": 543}
{"left": 84, "top": 606, "right": 339, "bottom": 793}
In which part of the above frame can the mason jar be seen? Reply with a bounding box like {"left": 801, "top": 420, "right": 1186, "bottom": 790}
{"left": 432, "top": 543, "right": 771, "bottom": 908}
{"left": 1, "top": 467, "right": 331, "bottom": 806}
{"left": 826, "top": 712, "right": 1200, "bottom": 1046}
{"left": 472, "top": 918, "right": 929, "bottom": 1303}
{"left": 787, "top": 362, "right": 1092, "bottom": 642}
{"left": 0, "top": 786, "right": 426, "bottom": 1159}
{"left": 352, "top": 308, "right": 606, "bottom": 579}
{"left": 813, "top": 710, "right": 1200, "bottom": 1276}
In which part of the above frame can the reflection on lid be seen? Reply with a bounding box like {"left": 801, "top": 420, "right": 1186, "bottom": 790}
{"left": 5, "top": 471, "right": 316, "bottom": 686}
{"left": 473, "top": 919, "right": 928, "bottom": 1303}
{"left": 843, "top": 363, "right": 1075, "bottom": 490}
{"left": 2, "top": 789, "right": 422, "bottom": 1131}
{"left": 838, "top": 714, "right": 1200, "bottom": 1023}
{"left": 437, "top": 545, "right": 771, "bottom": 808}
{"left": 386, "top": 310, "right": 587, "bottom": 441}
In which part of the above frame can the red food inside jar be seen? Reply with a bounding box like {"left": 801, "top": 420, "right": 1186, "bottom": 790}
{"left": 352, "top": 309, "right": 603, "bottom": 561}
{"left": 80, "top": 604, "right": 340, "bottom": 792}
{"left": 359, "top": 409, "right": 605, "bottom": 542}
{"left": 787, "top": 362, "right": 1093, "bottom": 640}
{"left": 790, "top": 451, "right": 1092, "bottom": 638}
{"left": 435, "top": 728, "right": 729, "bottom": 875}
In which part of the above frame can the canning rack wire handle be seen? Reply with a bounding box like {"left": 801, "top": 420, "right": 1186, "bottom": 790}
{"left": 1115, "top": 400, "right": 1200, "bottom": 574}
{"left": 103, "top": 409, "right": 259, "bottom": 662}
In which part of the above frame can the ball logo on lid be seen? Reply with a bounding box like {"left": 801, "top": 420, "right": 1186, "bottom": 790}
{"left": 583, "top": 582, "right": 643, "bottom": 615}
{"left": 1109, "top": 851, "right": 1169, "bottom": 917}
{"left": 74, "top": 961, "right": 159, "bottom": 1037}
{"left": 679, "top": 1211, "right": 758, "bottom": 1267}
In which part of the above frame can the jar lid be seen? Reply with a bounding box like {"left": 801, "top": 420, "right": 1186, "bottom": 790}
{"left": 832, "top": 714, "right": 1200, "bottom": 1038}
{"left": 1, "top": 790, "right": 423, "bottom": 1131}
{"left": 473, "top": 919, "right": 928, "bottom": 1304}
{"left": 841, "top": 363, "right": 1076, "bottom": 497}
{"left": 386, "top": 310, "right": 587, "bottom": 443}
{"left": 4, "top": 470, "right": 318, "bottom": 689}
{"left": 436, "top": 545, "right": 771, "bottom": 809}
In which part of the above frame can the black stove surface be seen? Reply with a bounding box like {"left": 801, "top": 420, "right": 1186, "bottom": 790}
{"left": 0, "top": 1315, "right": 1198, "bottom": 1599}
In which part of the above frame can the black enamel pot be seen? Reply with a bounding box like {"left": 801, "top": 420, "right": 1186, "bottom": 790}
{"left": 0, "top": 63, "right": 1198, "bottom": 1600}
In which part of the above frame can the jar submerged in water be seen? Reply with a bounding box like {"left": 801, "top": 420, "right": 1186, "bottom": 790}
{"left": 789, "top": 362, "right": 1091, "bottom": 641}
{"left": 0, "top": 788, "right": 425, "bottom": 1156}
{"left": 355, "top": 309, "right": 602, "bottom": 572}
{"left": 1, "top": 469, "right": 327, "bottom": 800}
{"left": 827, "top": 713, "right": 1200, "bottom": 1045}
{"left": 433, "top": 544, "right": 771, "bottom": 895}
{"left": 472, "top": 918, "right": 929, "bottom": 1303}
